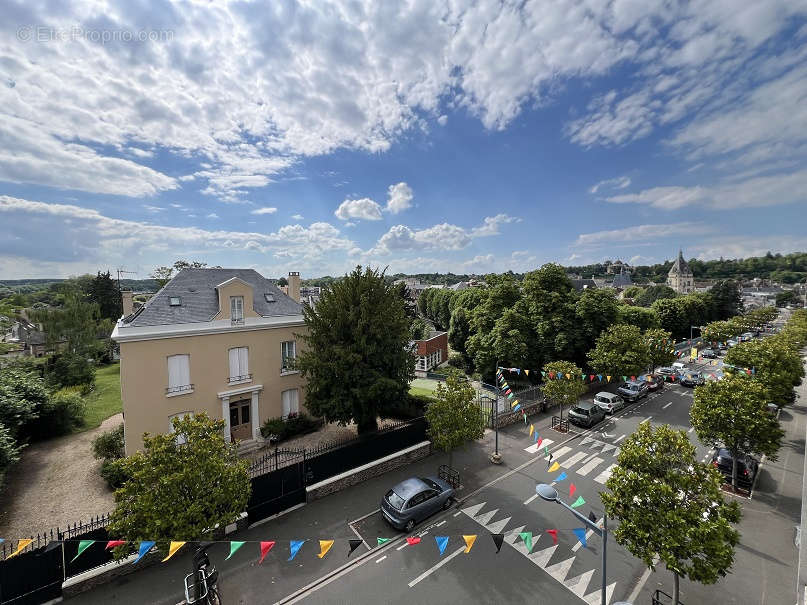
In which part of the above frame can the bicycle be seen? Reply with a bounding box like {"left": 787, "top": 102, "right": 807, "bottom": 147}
{"left": 182, "top": 544, "right": 222, "bottom": 604}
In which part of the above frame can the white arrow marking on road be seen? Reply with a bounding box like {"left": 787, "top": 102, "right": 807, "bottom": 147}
{"left": 566, "top": 568, "right": 596, "bottom": 597}
{"left": 407, "top": 546, "right": 465, "bottom": 587}
{"left": 545, "top": 557, "right": 576, "bottom": 583}
{"left": 485, "top": 516, "right": 511, "bottom": 535}
{"left": 580, "top": 436, "right": 594, "bottom": 446}
{"left": 601, "top": 432, "right": 613, "bottom": 438}
{"left": 601, "top": 443, "right": 616, "bottom": 454}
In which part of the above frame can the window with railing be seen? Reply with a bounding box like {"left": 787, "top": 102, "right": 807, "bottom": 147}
{"left": 230, "top": 295, "right": 244, "bottom": 325}
{"left": 282, "top": 388, "right": 299, "bottom": 417}
{"left": 228, "top": 346, "right": 251, "bottom": 383}
{"left": 281, "top": 340, "right": 297, "bottom": 372}
{"left": 166, "top": 354, "right": 192, "bottom": 395}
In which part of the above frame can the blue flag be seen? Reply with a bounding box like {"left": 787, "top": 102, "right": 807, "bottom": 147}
{"left": 289, "top": 540, "right": 305, "bottom": 561}
{"left": 573, "top": 529, "right": 587, "bottom": 548}
{"left": 133, "top": 541, "right": 155, "bottom": 564}
{"left": 556, "top": 472, "right": 567, "bottom": 482}
{"left": 435, "top": 536, "right": 449, "bottom": 556}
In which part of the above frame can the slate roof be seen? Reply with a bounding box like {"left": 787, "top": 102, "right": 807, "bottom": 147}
{"left": 570, "top": 278, "right": 597, "bottom": 291}
{"left": 124, "top": 268, "right": 302, "bottom": 327}
{"left": 611, "top": 270, "right": 633, "bottom": 288}
{"left": 668, "top": 249, "right": 692, "bottom": 276}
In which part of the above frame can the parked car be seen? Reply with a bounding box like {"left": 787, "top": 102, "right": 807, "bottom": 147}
{"left": 711, "top": 448, "right": 758, "bottom": 488}
{"left": 381, "top": 476, "right": 455, "bottom": 532}
{"left": 593, "top": 392, "right": 625, "bottom": 414}
{"left": 740, "top": 332, "right": 754, "bottom": 341}
{"left": 657, "top": 366, "right": 676, "bottom": 378}
{"left": 679, "top": 371, "right": 705, "bottom": 387}
{"left": 616, "top": 380, "right": 649, "bottom": 402}
{"left": 671, "top": 361, "right": 687, "bottom": 373}
{"left": 568, "top": 401, "right": 606, "bottom": 428}
{"left": 700, "top": 348, "right": 718, "bottom": 359}
{"left": 766, "top": 402, "right": 780, "bottom": 417}
{"left": 726, "top": 339, "right": 738, "bottom": 347}
{"left": 642, "top": 374, "right": 665, "bottom": 391}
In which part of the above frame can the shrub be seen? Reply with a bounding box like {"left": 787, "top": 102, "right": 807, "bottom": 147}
{"left": 93, "top": 424, "right": 125, "bottom": 460}
{"left": 100, "top": 458, "right": 130, "bottom": 489}
{"left": 27, "top": 387, "right": 86, "bottom": 439}
{"left": 260, "top": 413, "right": 320, "bottom": 442}
{"left": 0, "top": 422, "right": 21, "bottom": 487}
{"left": 447, "top": 354, "right": 465, "bottom": 369}
{"left": 45, "top": 353, "right": 95, "bottom": 390}
{"left": 383, "top": 394, "right": 433, "bottom": 420}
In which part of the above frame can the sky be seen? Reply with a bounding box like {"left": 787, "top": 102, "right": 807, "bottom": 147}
{"left": 1, "top": 0, "right": 806, "bottom": 281}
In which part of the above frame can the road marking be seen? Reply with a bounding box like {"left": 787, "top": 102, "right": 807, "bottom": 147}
{"left": 640, "top": 416, "right": 652, "bottom": 424}
{"left": 396, "top": 543, "right": 408, "bottom": 551}
{"left": 688, "top": 427, "right": 695, "bottom": 433}
{"left": 453, "top": 511, "right": 461, "bottom": 517}
{"left": 408, "top": 546, "right": 465, "bottom": 587}
{"left": 418, "top": 530, "right": 429, "bottom": 537}
{"left": 549, "top": 445, "right": 572, "bottom": 461}
{"left": 627, "top": 558, "right": 657, "bottom": 603}
{"left": 594, "top": 464, "right": 616, "bottom": 485}
{"left": 435, "top": 520, "right": 446, "bottom": 527}
{"left": 348, "top": 523, "right": 369, "bottom": 551}
{"left": 375, "top": 556, "right": 387, "bottom": 563}
{"left": 524, "top": 494, "right": 539, "bottom": 505}
{"left": 524, "top": 438, "right": 555, "bottom": 454}
{"left": 614, "top": 434, "right": 626, "bottom": 444}
{"left": 560, "top": 451, "right": 588, "bottom": 469}
{"left": 662, "top": 401, "right": 673, "bottom": 409}
{"left": 577, "top": 457, "right": 604, "bottom": 477}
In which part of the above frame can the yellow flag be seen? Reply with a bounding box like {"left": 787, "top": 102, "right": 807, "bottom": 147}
{"left": 317, "top": 540, "right": 334, "bottom": 559}
{"left": 548, "top": 461, "right": 560, "bottom": 472}
{"left": 162, "top": 541, "right": 186, "bottom": 562}
{"left": 511, "top": 399, "right": 519, "bottom": 408}
{"left": 524, "top": 369, "right": 529, "bottom": 376}
{"left": 7, "top": 539, "right": 33, "bottom": 558}
{"left": 462, "top": 535, "right": 477, "bottom": 554}
{"left": 606, "top": 375, "right": 611, "bottom": 383}
{"left": 565, "top": 373, "right": 571, "bottom": 379}
{"left": 529, "top": 424, "right": 534, "bottom": 437}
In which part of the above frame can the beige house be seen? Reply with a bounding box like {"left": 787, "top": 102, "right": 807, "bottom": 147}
{"left": 112, "top": 268, "right": 307, "bottom": 455}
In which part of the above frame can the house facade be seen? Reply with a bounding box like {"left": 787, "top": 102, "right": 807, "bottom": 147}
{"left": 413, "top": 331, "right": 448, "bottom": 375}
{"left": 112, "top": 268, "right": 307, "bottom": 455}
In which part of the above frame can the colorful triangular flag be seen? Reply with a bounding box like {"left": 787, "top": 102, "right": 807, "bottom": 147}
{"left": 571, "top": 496, "right": 585, "bottom": 509}
{"left": 519, "top": 531, "right": 533, "bottom": 553}
{"left": 492, "top": 533, "right": 505, "bottom": 553}
{"left": 606, "top": 375, "right": 611, "bottom": 383}
{"left": 318, "top": 540, "right": 334, "bottom": 559}
{"left": 435, "top": 536, "right": 449, "bottom": 556}
{"left": 569, "top": 483, "right": 577, "bottom": 499}
{"left": 597, "top": 374, "right": 602, "bottom": 382}
{"left": 226, "top": 541, "right": 245, "bottom": 560}
{"left": 71, "top": 540, "right": 95, "bottom": 562}
{"left": 573, "top": 528, "right": 587, "bottom": 548}
{"left": 548, "top": 461, "right": 560, "bottom": 472}
{"left": 524, "top": 369, "right": 530, "bottom": 376}
{"left": 555, "top": 471, "right": 567, "bottom": 482}
{"left": 289, "top": 540, "right": 305, "bottom": 561}
{"left": 7, "top": 539, "right": 33, "bottom": 558}
{"left": 546, "top": 529, "right": 558, "bottom": 545}
{"left": 529, "top": 424, "right": 534, "bottom": 437}
{"left": 462, "top": 535, "right": 477, "bottom": 553}
{"left": 377, "top": 538, "right": 391, "bottom": 546}
{"left": 133, "top": 541, "right": 155, "bottom": 564}
{"left": 406, "top": 537, "right": 421, "bottom": 546}
{"left": 588, "top": 511, "right": 597, "bottom": 524}
{"left": 259, "top": 541, "right": 275, "bottom": 564}
{"left": 161, "top": 541, "right": 185, "bottom": 562}
{"left": 105, "top": 540, "right": 125, "bottom": 550}
{"left": 348, "top": 539, "right": 363, "bottom": 557}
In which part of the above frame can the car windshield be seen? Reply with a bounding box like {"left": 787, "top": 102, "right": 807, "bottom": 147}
{"left": 420, "top": 477, "right": 441, "bottom": 491}
{"left": 623, "top": 384, "right": 637, "bottom": 391}
{"left": 386, "top": 490, "right": 405, "bottom": 510}
{"left": 571, "top": 406, "right": 589, "bottom": 416}
{"left": 594, "top": 395, "right": 610, "bottom": 403}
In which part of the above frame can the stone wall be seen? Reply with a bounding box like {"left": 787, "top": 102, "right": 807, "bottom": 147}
{"left": 306, "top": 441, "right": 432, "bottom": 500}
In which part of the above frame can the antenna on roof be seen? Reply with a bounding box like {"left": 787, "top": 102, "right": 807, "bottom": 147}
{"left": 116, "top": 267, "right": 137, "bottom": 291}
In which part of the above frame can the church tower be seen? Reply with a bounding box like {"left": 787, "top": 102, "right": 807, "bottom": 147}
{"left": 667, "top": 248, "right": 694, "bottom": 294}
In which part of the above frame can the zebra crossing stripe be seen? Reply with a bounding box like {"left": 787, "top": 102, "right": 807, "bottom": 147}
{"left": 572, "top": 519, "right": 602, "bottom": 552}
{"left": 594, "top": 464, "right": 616, "bottom": 485}
{"left": 524, "top": 438, "right": 554, "bottom": 454}
{"left": 559, "top": 451, "right": 587, "bottom": 469}
{"left": 576, "top": 457, "right": 604, "bottom": 477}
{"left": 473, "top": 508, "right": 499, "bottom": 527}
{"left": 485, "top": 516, "right": 510, "bottom": 535}
{"left": 545, "top": 556, "right": 575, "bottom": 582}
{"left": 566, "top": 568, "right": 596, "bottom": 597}
{"left": 528, "top": 544, "right": 557, "bottom": 567}
{"left": 583, "top": 582, "right": 617, "bottom": 605}
{"left": 460, "top": 503, "right": 485, "bottom": 518}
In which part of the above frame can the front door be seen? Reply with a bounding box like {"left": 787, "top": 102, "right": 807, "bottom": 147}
{"left": 230, "top": 399, "right": 252, "bottom": 442}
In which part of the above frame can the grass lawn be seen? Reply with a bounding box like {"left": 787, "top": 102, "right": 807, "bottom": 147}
{"left": 409, "top": 386, "right": 436, "bottom": 398}
{"left": 80, "top": 362, "right": 122, "bottom": 431}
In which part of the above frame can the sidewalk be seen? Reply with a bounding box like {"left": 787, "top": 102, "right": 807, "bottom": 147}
{"left": 635, "top": 366, "right": 806, "bottom": 605}
{"left": 72, "top": 410, "right": 570, "bottom": 604}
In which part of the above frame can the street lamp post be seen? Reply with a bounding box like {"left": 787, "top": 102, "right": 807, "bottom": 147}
{"left": 536, "top": 484, "right": 608, "bottom": 605}
{"left": 490, "top": 359, "right": 502, "bottom": 464}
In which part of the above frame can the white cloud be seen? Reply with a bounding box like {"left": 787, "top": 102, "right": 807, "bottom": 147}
{"left": 470, "top": 214, "right": 520, "bottom": 237}
{"left": 291, "top": 214, "right": 304, "bottom": 220}
{"left": 334, "top": 198, "right": 383, "bottom": 221}
{"left": 206, "top": 213, "right": 220, "bottom": 219}
{"left": 143, "top": 204, "right": 165, "bottom": 213}
{"left": 385, "top": 182, "right": 414, "bottom": 214}
{"left": 589, "top": 176, "right": 632, "bottom": 194}
{"left": 437, "top": 115, "right": 448, "bottom": 126}
{"left": 690, "top": 235, "right": 807, "bottom": 261}
{"left": 605, "top": 169, "right": 807, "bottom": 210}
{"left": 575, "top": 222, "right": 712, "bottom": 248}
{"left": 251, "top": 207, "right": 278, "bottom": 215}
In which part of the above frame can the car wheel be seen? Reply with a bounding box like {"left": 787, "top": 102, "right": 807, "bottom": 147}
{"left": 404, "top": 519, "right": 415, "bottom": 532}
{"left": 443, "top": 497, "right": 453, "bottom": 510}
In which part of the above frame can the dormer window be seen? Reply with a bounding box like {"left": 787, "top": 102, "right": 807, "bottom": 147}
{"left": 264, "top": 293, "right": 275, "bottom": 303}
{"left": 230, "top": 295, "right": 244, "bottom": 324}
{"left": 169, "top": 296, "right": 182, "bottom": 307}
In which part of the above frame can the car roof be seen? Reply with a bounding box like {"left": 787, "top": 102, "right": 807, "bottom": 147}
{"left": 620, "top": 381, "right": 642, "bottom": 387}
{"left": 391, "top": 477, "right": 428, "bottom": 498}
{"left": 595, "top": 391, "right": 617, "bottom": 398}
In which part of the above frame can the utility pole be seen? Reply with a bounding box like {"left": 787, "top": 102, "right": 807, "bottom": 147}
{"left": 490, "top": 358, "right": 502, "bottom": 464}
{"left": 116, "top": 268, "right": 137, "bottom": 315}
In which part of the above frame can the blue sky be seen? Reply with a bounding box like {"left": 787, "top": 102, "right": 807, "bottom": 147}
{"left": 1, "top": 1, "right": 806, "bottom": 280}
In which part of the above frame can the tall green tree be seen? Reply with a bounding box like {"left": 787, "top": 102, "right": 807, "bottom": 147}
{"left": 775, "top": 291, "right": 797, "bottom": 307}
{"left": 724, "top": 337, "right": 804, "bottom": 406}
{"left": 523, "top": 264, "right": 582, "bottom": 365}
{"left": 297, "top": 266, "right": 415, "bottom": 433}
{"left": 690, "top": 376, "right": 784, "bottom": 491}
{"left": 635, "top": 284, "right": 677, "bottom": 307}
{"left": 602, "top": 423, "right": 741, "bottom": 605}
{"left": 617, "top": 305, "right": 660, "bottom": 331}
{"left": 652, "top": 298, "right": 690, "bottom": 339}
{"left": 0, "top": 366, "right": 48, "bottom": 437}
{"left": 644, "top": 328, "right": 675, "bottom": 373}
{"left": 30, "top": 290, "right": 100, "bottom": 355}
{"left": 709, "top": 280, "right": 743, "bottom": 319}
{"left": 576, "top": 289, "right": 619, "bottom": 348}
{"left": 86, "top": 270, "right": 122, "bottom": 321}
{"left": 541, "top": 360, "right": 587, "bottom": 421}
{"left": 425, "top": 375, "right": 486, "bottom": 469}
{"left": 448, "top": 307, "right": 471, "bottom": 357}
{"left": 701, "top": 319, "right": 742, "bottom": 344}
{"left": 587, "top": 324, "right": 651, "bottom": 379}
{"left": 107, "top": 413, "right": 250, "bottom": 551}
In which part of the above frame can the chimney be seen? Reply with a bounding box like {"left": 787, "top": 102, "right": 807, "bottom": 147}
{"left": 287, "top": 272, "right": 301, "bottom": 303}
{"left": 122, "top": 290, "right": 134, "bottom": 317}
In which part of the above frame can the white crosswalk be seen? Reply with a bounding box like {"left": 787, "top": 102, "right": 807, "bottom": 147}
{"left": 522, "top": 434, "right": 622, "bottom": 488}
{"left": 594, "top": 464, "right": 616, "bottom": 485}
{"left": 460, "top": 501, "right": 617, "bottom": 605}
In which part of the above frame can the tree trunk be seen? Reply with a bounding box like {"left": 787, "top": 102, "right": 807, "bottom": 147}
{"left": 356, "top": 416, "right": 378, "bottom": 435}
{"left": 672, "top": 571, "right": 680, "bottom": 604}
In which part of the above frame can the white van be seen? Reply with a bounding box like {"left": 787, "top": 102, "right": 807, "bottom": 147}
{"left": 671, "top": 361, "right": 687, "bottom": 373}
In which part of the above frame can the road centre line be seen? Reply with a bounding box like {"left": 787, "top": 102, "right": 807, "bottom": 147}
{"left": 640, "top": 416, "right": 652, "bottom": 424}
{"left": 396, "top": 543, "right": 408, "bottom": 551}
{"left": 523, "top": 494, "right": 539, "bottom": 505}
{"left": 375, "top": 556, "right": 387, "bottom": 563}
{"left": 662, "top": 401, "right": 673, "bottom": 409}
{"left": 614, "top": 434, "right": 626, "bottom": 443}
{"left": 408, "top": 546, "right": 466, "bottom": 587}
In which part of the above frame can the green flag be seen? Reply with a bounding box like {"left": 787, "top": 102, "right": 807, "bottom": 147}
{"left": 225, "top": 541, "right": 245, "bottom": 560}
{"left": 377, "top": 538, "right": 391, "bottom": 546}
{"left": 571, "top": 496, "right": 585, "bottom": 509}
{"left": 519, "top": 532, "right": 533, "bottom": 554}
{"left": 544, "top": 445, "right": 549, "bottom": 457}
{"left": 71, "top": 540, "right": 95, "bottom": 562}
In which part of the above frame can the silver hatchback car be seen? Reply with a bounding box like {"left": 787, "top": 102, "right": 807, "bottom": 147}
{"left": 592, "top": 392, "right": 625, "bottom": 414}
{"left": 381, "top": 476, "right": 454, "bottom": 532}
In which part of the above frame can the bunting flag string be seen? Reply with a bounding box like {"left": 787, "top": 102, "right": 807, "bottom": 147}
{"left": 435, "top": 536, "right": 449, "bottom": 556}
{"left": 259, "top": 541, "right": 275, "bottom": 564}
{"left": 7, "top": 539, "right": 33, "bottom": 558}
{"left": 317, "top": 540, "right": 334, "bottom": 559}
{"left": 406, "top": 537, "right": 421, "bottom": 546}
{"left": 572, "top": 529, "right": 587, "bottom": 548}
{"left": 71, "top": 540, "right": 95, "bottom": 562}
{"left": 570, "top": 496, "right": 585, "bottom": 509}
{"left": 462, "top": 535, "right": 477, "bottom": 554}
{"left": 348, "top": 539, "right": 363, "bottom": 557}
{"left": 105, "top": 540, "right": 126, "bottom": 550}
{"left": 546, "top": 529, "right": 558, "bottom": 545}
{"left": 519, "top": 531, "right": 533, "bottom": 554}
{"left": 569, "top": 483, "right": 577, "bottom": 499}
{"left": 225, "top": 541, "right": 245, "bottom": 560}
{"left": 161, "top": 541, "right": 185, "bottom": 562}
{"left": 377, "top": 538, "right": 391, "bottom": 546}
{"left": 492, "top": 533, "right": 505, "bottom": 553}
{"left": 548, "top": 461, "right": 560, "bottom": 472}
{"left": 555, "top": 472, "right": 567, "bottom": 482}
{"left": 288, "top": 540, "right": 305, "bottom": 561}
{"left": 133, "top": 541, "right": 155, "bottom": 564}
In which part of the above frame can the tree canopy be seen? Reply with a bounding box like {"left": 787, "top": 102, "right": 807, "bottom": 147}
{"left": 587, "top": 324, "right": 651, "bottom": 378}
{"left": 724, "top": 336, "right": 804, "bottom": 406}
{"left": 540, "top": 360, "right": 587, "bottom": 420}
{"left": 108, "top": 413, "right": 250, "bottom": 550}
{"left": 425, "top": 375, "right": 486, "bottom": 469}
{"left": 297, "top": 266, "right": 415, "bottom": 433}
{"left": 602, "top": 423, "right": 741, "bottom": 605}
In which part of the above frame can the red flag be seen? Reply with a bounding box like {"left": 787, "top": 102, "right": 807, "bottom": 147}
{"left": 406, "top": 537, "right": 421, "bottom": 545}
{"left": 570, "top": 483, "right": 577, "bottom": 499}
{"left": 536, "top": 437, "right": 543, "bottom": 448}
{"left": 105, "top": 540, "right": 126, "bottom": 550}
{"left": 546, "top": 529, "right": 558, "bottom": 545}
{"left": 630, "top": 376, "right": 635, "bottom": 381}
{"left": 548, "top": 371, "right": 555, "bottom": 379}
{"left": 259, "top": 541, "right": 275, "bottom": 564}
{"left": 589, "top": 374, "right": 594, "bottom": 382}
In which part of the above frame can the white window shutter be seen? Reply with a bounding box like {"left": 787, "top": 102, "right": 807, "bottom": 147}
{"left": 282, "top": 390, "right": 291, "bottom": 417}
{"left": 291, "top": 389, "right": 299, "bottom": 414}
{"left": 239, "top": 347, "right": 249, "bottom": 376}
{"left": 229, "top": 348, "right": 239, "bottom": 378}
{"left": 180, "top": 355, "right": 190, "bottom": 387}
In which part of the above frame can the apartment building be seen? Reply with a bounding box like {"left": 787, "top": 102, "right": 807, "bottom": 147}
{"left": 112, "top": 268, "right": 307, "bottom": 455}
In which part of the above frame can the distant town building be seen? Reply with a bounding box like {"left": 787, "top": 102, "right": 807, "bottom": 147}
{"left": 667, "top": 249, "right": 694, "bottom": 294}
{"left": 605, "top": 259, "right": 632, "bottom": 275}
{"left": 412, "top": 331, "right": 448, "bottom": 376}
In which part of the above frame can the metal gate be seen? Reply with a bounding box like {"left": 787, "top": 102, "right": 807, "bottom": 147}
{"left": 246, "top": 459, "right": 307, "bottom": 524}
{"left": 0, "top": 542, "right": 63, "bottom": 605}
